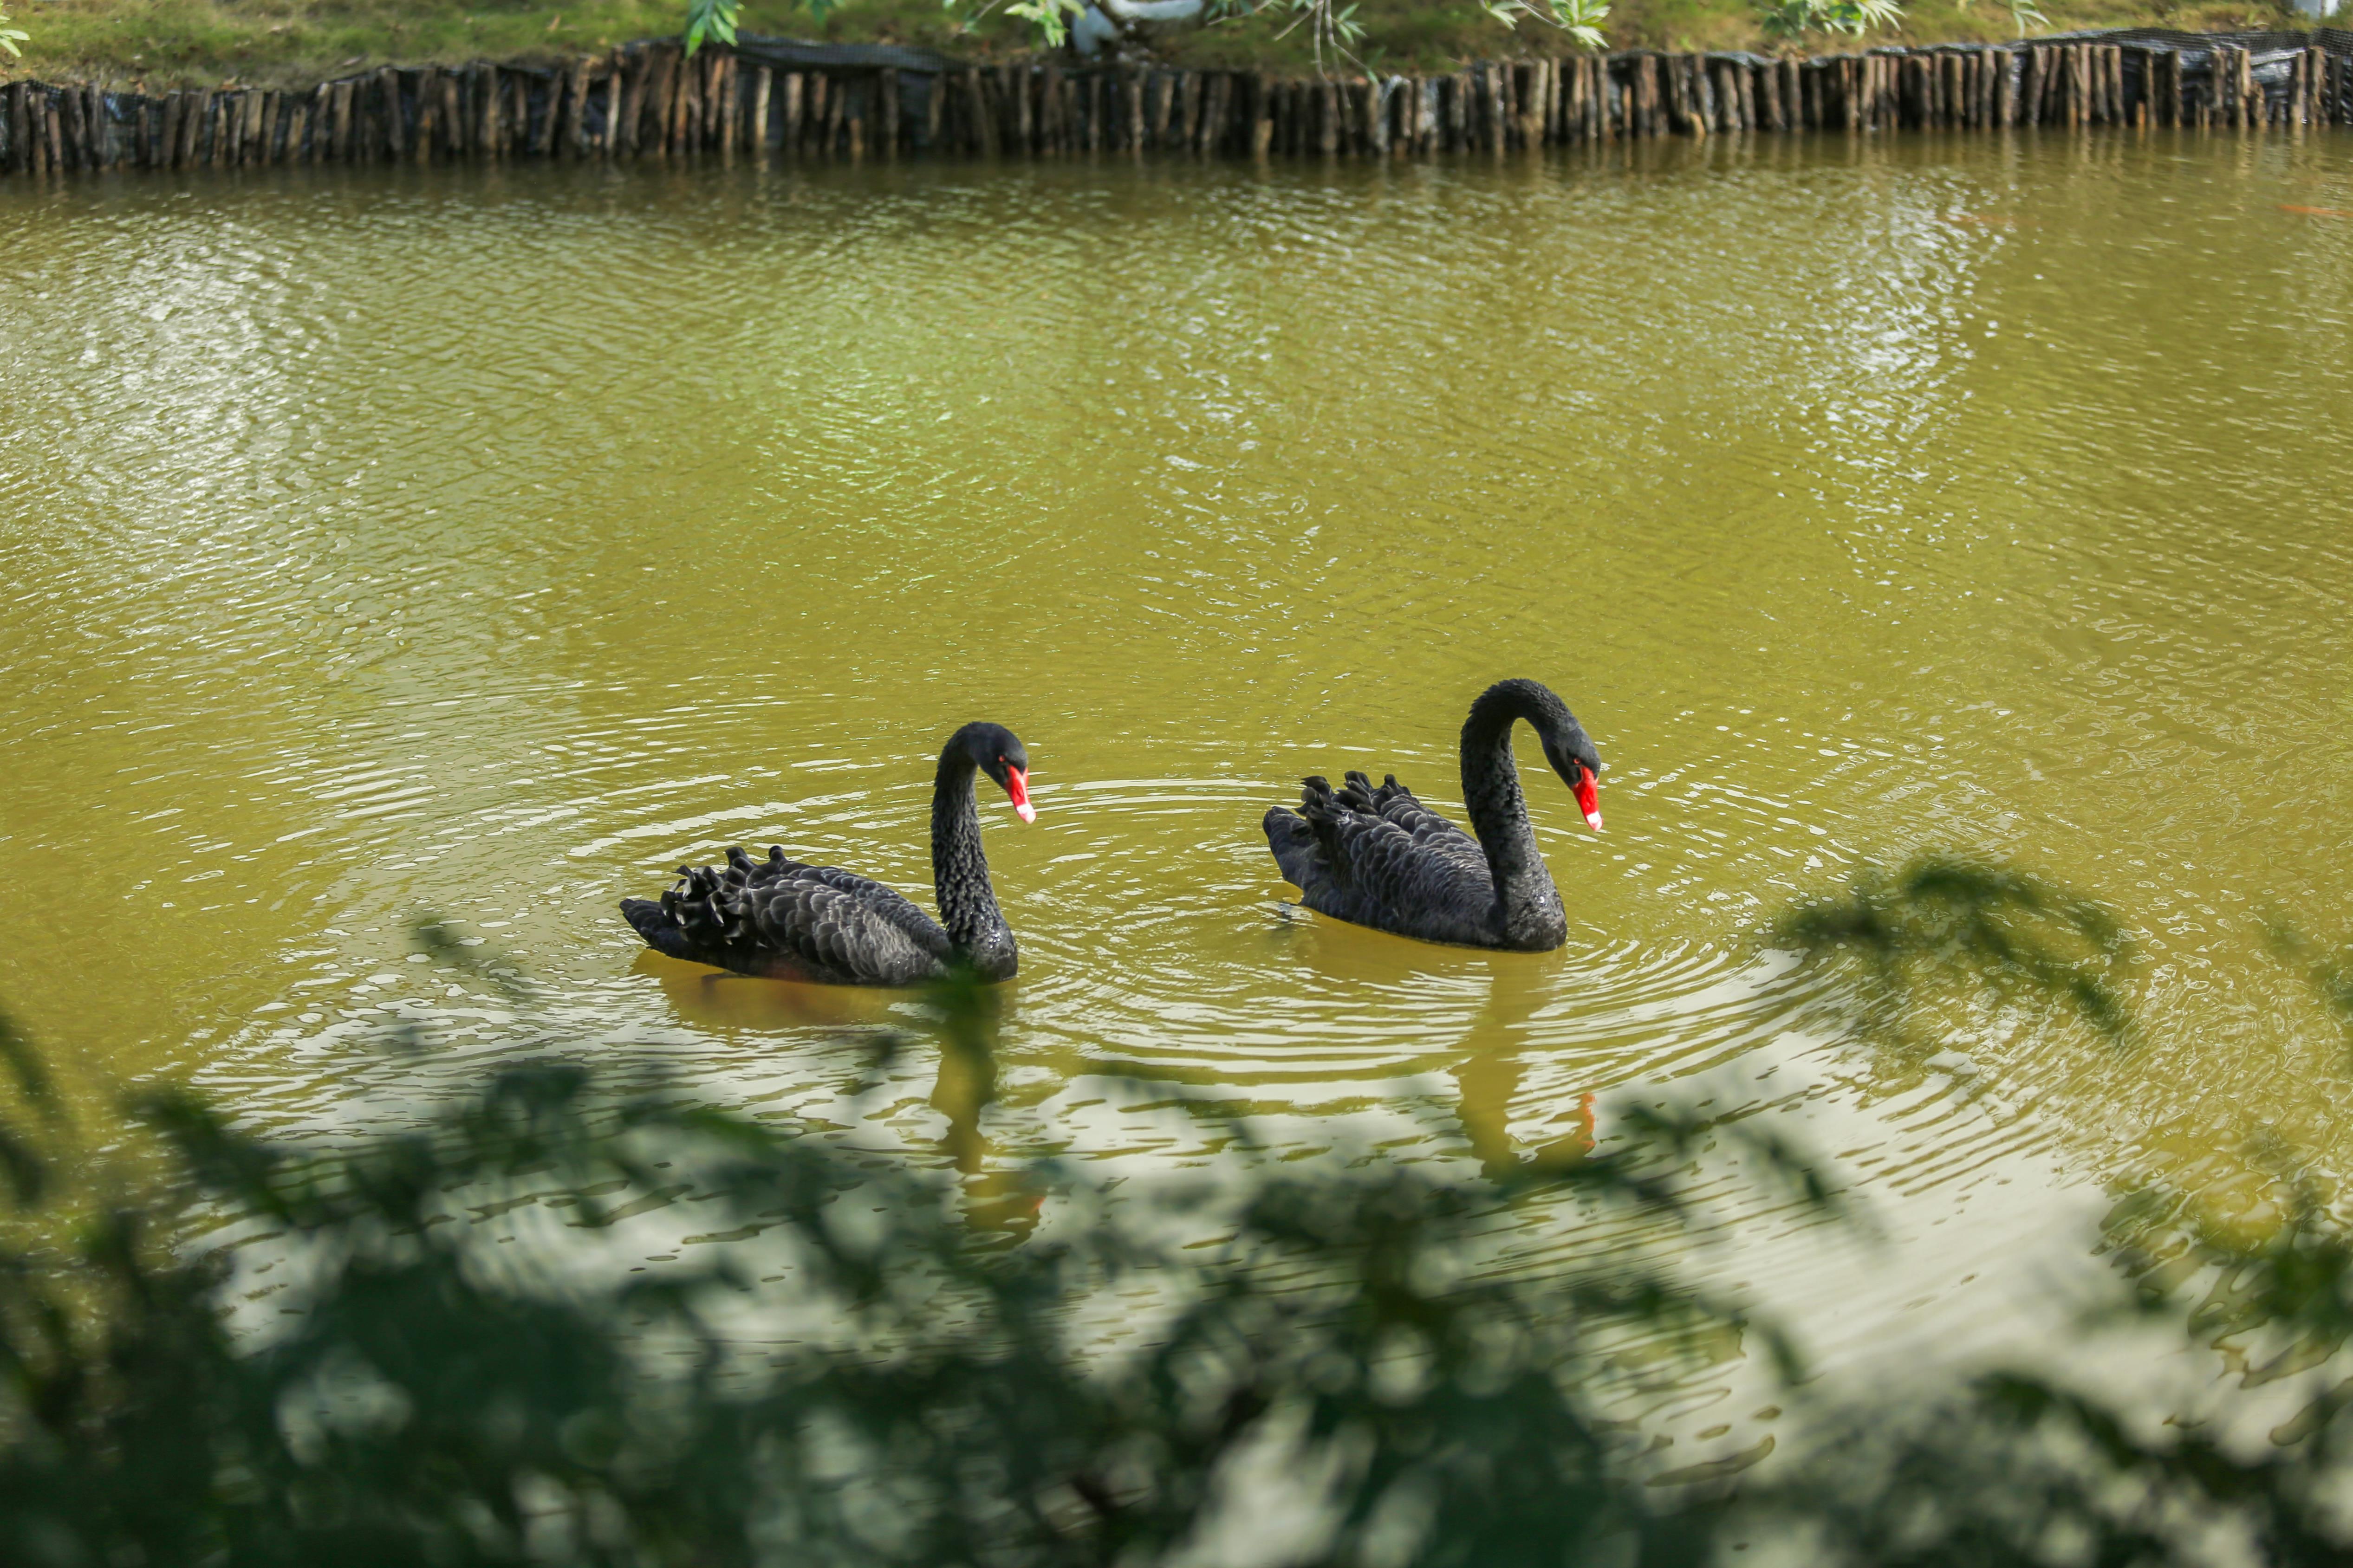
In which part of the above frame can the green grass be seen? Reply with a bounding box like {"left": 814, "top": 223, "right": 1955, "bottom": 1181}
{"left": 0, "top": 0, "right": 2320, "bottom": 93}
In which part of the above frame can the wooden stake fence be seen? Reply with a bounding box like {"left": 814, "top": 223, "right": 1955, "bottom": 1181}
{"left": 6, "top": 33, "right": 2349, "bottom": 175}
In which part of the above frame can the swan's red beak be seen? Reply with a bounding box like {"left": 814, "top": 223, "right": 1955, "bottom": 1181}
{"left": 1574, "top": 765, "right": 1602, "bottom": 832}
{"left": 1006, "top": 766, "right": 1035, "bottom": 824}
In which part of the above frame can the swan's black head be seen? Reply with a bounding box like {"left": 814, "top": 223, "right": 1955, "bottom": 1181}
{"left": 950, "top": 722, "right": 1035, "bottom": 823}
{"left": 1482, "top": 678, "right": 1606, "bottom": 833}
{"left": 1540, "top": 725, "right": 1606, "bottom": 834}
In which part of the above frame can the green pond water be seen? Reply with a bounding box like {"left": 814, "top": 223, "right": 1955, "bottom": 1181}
{"left": 6, "top": 128, "right": 2353, "bottom": 1458}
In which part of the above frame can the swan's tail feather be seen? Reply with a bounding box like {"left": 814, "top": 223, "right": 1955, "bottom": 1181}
{"left": 1292, "top": 776, "right": 1360, "bottom": 889}
{"left": 1264, "top": 805, "right": 1324, "bottom": 890}
{"left": 621, "top": 897, "right": 693, "bottom": 959}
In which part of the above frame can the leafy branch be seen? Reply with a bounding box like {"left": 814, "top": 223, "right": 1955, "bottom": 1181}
{"left": 1483, "top": 0, "right": 1612, "bottom": 52}
{"left": 1755, "top": 0, "right": 1902, "bottom": 43}
{"left": 681, "top": 0, "right": 740, "bottom": 56}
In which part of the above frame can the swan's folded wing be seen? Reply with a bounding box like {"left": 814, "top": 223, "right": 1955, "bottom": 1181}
{"left": 734, "top": 870, "right": 949, "bottom": 985}
{"left": 1302, "top": 781, "right": 1494, "bottom": 940}
{"left": 1369, "top": 774, "right": 1489, "bottom": 880}
{"left": 790, "top": 864, "right": 954, "bottom": 960}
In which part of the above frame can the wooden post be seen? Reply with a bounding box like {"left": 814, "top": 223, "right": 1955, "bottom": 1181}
{"left": 406, "top": 67, "right": 438, "bottom": 162}
{"left": 57, "top": 84, "right": 84, "bottom": 171}
{"left": 611, "top": 53, "right": 636, "bottom": 156}
{"left": 548, "top": 59, "right": 576, "bottom": 157}
{"left": 93, "top": 83, "right": 115, "bottom": 169}
{"left": 562, "top": 58, "right": 588, "bottom": 160}
{"left": 639, "top": 48, "right": 670, "bottom": 156}
{"left": 668, "top": 52, "right": 695, "bottom": 155}
{"left": 435, "top": 71, "right": 459, "bottom": 158}
{"left": 366, "top": 66, "right": 394, "bottom": 161}
{"left": 529, "top": 65, "right": 559, "bottom": 157}
{"left": 745, "top": 65, "right": 770, "bottom": 157}
{"left": 952, "top": 71, "right": 976, "bottom": 156}
{"left": 1189, "top": 71, "right": 1219, "bottom": 155}
{"left": 474, "top": 67, "right": 497, "bottom": 158}
{"left": 774, "top": 72, "right": 798, "bottom": 156}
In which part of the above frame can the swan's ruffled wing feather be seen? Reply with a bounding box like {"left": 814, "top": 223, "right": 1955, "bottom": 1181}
{"left": 1272, "top": 775, "right": 1496, "bottom": 946}
{"left": 780, "top": 864, "right": 955, "bottom": 962}
{"left": 1354, "top": 771, "right": 1488, "bottom": 881}
{"left": 623, "top": 849, "right": 949, "bottom": 985}
{"left": 734, "top": 871, "right": 949, "bottom": 985}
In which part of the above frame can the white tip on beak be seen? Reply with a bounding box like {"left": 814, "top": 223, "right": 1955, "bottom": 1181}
{"left": 1584, "top": 809, "right": 1604, "bottom": 832}
{"left": 1015, "top": 802, "right": 1037, "bottom": 824}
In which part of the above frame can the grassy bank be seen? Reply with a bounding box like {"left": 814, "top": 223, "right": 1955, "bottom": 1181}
{"left": 0, "top": 0, "right": 2316, "bottom": 91}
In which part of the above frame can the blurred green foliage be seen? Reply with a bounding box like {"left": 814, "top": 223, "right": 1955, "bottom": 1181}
{"left": 0, "top": 855, "right": 2351, "bottom": 1566}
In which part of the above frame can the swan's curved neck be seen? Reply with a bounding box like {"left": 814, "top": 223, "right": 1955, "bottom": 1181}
{"left": 931, "top": 749, "right": 1017, "bottom": 980}
{"left": 1458, "top": 688, "right": 1567, "bottom": 950}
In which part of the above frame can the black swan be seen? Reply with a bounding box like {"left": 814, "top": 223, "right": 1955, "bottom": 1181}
{"left": 1262, "top": 679, "right": 1603, "bottom": 951}
{"left": 621, "top": 722, "right": 1034, "bottom": 985}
